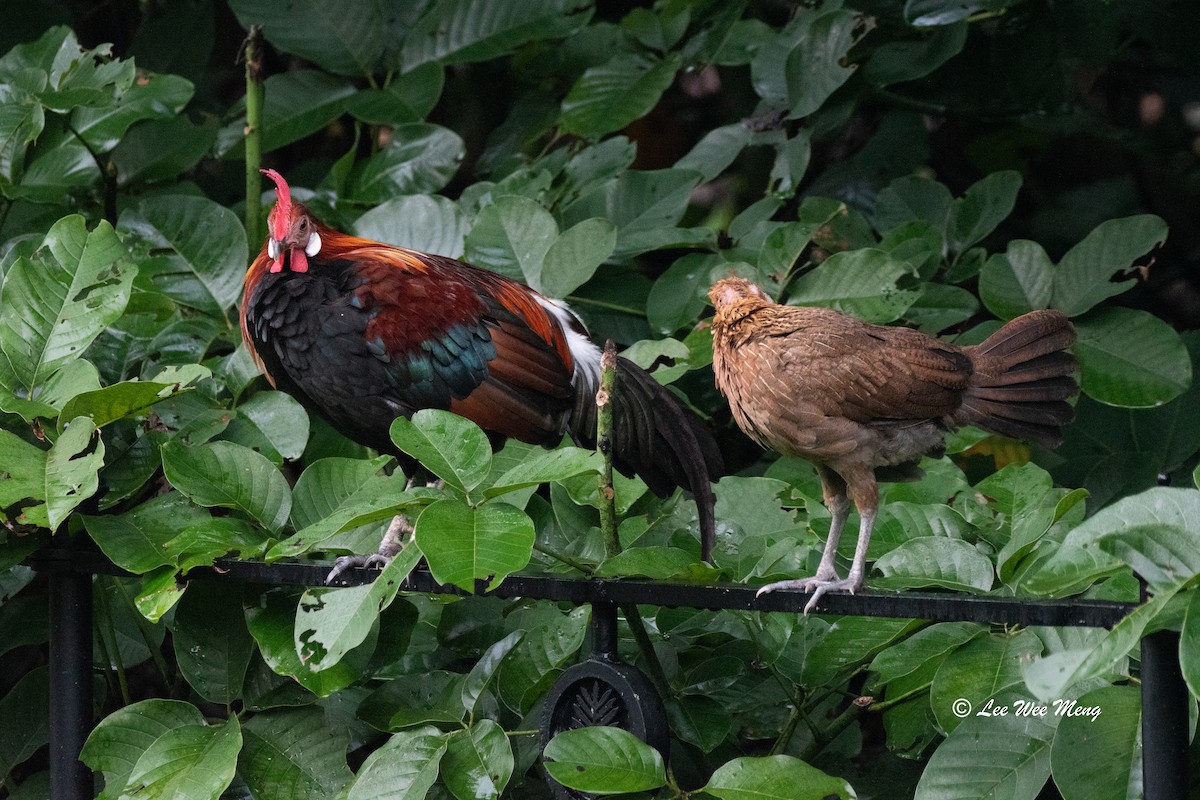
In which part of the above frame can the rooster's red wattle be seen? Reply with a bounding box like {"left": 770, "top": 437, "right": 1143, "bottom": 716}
{"left": 241, "top": 170, "right": 722, "bottom": 560}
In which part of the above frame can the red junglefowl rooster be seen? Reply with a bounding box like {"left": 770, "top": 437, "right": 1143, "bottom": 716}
{"left": 241, "top": 170, "right": 722, "bottom": 576}
{"left": 709, "top": 277, "right": 1077, "bottom": 613}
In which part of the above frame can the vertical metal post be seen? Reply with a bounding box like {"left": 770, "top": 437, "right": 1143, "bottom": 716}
{"left": 1140, "top": 629, "right": 1188, "bottom": 800}
{"left": 592, "top": 602, "right": 618, "bottom": 659}
{"left": 49, "top": 564, "right": 93, "bottom": 800}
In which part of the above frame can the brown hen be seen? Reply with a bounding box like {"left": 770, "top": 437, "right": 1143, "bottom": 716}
{"left": 708, "top": 277, "right": 1078, "bottom": 612}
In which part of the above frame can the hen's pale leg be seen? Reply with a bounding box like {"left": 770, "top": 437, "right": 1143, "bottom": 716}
{"left": 324, "top": 477, "right": 441, "bottom": 584}
{"left": 757, "top": 468, "right": 878, "bottom": 614}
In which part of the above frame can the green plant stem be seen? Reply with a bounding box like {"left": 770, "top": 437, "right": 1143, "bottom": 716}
{"left": 565, "top": 295, "right": 647, "bottom": 317}
{"left": 243, "top": 25, "right": 264, "bottom": 250}
{"left": 94, "top": 578, "right": 131, "bottom": 706}
{"left": 596, "top": 340, "right": 619, "bottom": 557}
{"left": 63, "top": 118, "right": 117, "bottom": 224}
{"left": 796, "top": 698, "right": 868, "bottom": 763}
{"left": 532, "top": 541, "right": 593, "bottom": 575}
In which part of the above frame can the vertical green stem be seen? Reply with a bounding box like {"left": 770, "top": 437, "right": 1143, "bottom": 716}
{"left": 596, "top": 340, "right": 619, "bottom": 557}
{"left": 243, "top": 25, "right": 264, "bottom": 249}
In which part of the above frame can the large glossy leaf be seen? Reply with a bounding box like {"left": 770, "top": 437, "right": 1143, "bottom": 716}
{"left": 675, "top": 123, "right": 755, "bottom": 183}
{"left": 980, "top": 239, "right": 1054, "bottom": 320}
{"left": 929, "top": 629, "right": 1043, "bottom": 734}
{"left": 353, "top": 194, "right": 468, "bottom": 258}
{"left": 229, "top": 0, "right": 392, "bottom": 76}
{"left": 464, "top": 194, "right": 558, "bottom": 284}
{"left": 869, "top": 622, "right": 985, "bottom": 685}
{"left": 484, "top": 446, "right": 602, "bottom": 499}
{"left": 0, "top": 216, "right": 135, "bottom": 394}
{"left": 1074, "top": 307, "right": 1190, "bottom": 408}
{"left": 461, "top": 630, "right": 524, "bottom": 715}
{"left": 538, "top": 217, "right": 616, "bottom": 298}
{"left": 172, "top": 582, "right": 254, "bottom": 705}
{"left": 295, "top": 543, "right": 421, "bottom": 671}
{"left": 1051, "top": 215, "right": 1168, "bottom": 317}
{"left": 1049, "top": 685, "right": 1141, "bottom": 800}
{"left": 947, "top": 170, "right": 1022, "bottom": 255}
{"left": 162, "top": 440, "right": 291, "bottom": 534}
{"left": 83, "top": 493, "right": 213, "bottom": 573}
{"left": 346, "top": 64, "right": 445, "bottom": 125}
{"left": 401, "top": 0, "right": 592, "bottom": 71}
{"left": 58, "top": 366, "right": 208, "bottom": 432}
{"left": 345, "top": 124, "right": 464, "bottom": 203}
{"left": 751, "top": 10, "right": 857, "bottom": 117}
{"left": 118, "top": 196, "right": 246, "bottom": 316}
{"left": 81, "top": 699, "right": 206, "bottom": 800}
{"left": 415, "top": 498, "right": 535, "bottom": 591}
{"left": 346, "top": 726, "right": 447, "bottom": 800}
{"left": 873, "top": 537, "right": 994, "bottom": 591}
{"left": 704, "top": 755, "right": 855, "bottom": 800}
{"left": 560, "top": 53, "right": 681, "bottom": 139}
{"left": 496, "top": 605, "right": 589, "bottom": 714}
{"left": 359, "top": 671, "right": 466, "bottom": 731}
{"left": 0, "top": 668, "right": 49, "bottom": 785}
{"left": 71, "top": 73, "right": 193, "bottom": 152}
{"left": 441, "top": 720, "right": 514, "bottom": 800}
{"left": 786, "top": 248, "right": 919, "bottom": 323}
{"left": 238, "top": 707, "right": 354, "bottom": 800}
{"left": 0, "top": 416, "right": 101, "bottom": 530}
{"left": 914, "top": 688, "right": 1056, "bottom": 799}
{"left": 120, "top": 718, "right": 241, "bottom": 800}
{"left": 543, "top": 726, "right": 666, "bottom": 794}
{"left": 390, "top": 409, "right": 492, "bottom": 494}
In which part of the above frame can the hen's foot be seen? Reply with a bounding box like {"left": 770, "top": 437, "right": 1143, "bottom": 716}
{"left": 756, "top": 575, "right": 862, "bottom": 614}
{"left": 325, "top": 514, "right": 412, "bottom": 584}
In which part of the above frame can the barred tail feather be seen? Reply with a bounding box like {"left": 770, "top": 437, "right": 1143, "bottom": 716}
{"left": 956, "top": 310, "right": 1078, "bottom": 448}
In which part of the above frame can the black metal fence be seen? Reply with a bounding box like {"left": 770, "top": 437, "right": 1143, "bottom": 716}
{"left": 32, "top": 545, "right": 1187, "bottom": 800}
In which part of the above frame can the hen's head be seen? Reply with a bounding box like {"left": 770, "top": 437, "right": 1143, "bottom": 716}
{"left": 708, "top": 277, "right": 772, "bottom": 323}
{"left": 262, "top": 169, "right": 322, "bottom": 274}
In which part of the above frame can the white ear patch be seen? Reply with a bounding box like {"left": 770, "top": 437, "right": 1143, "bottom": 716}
{"left": 267, "top": 239, "right": 280, "bottom": 259}
{"left": 305, "top": 231, "right": 322, "bottom": 257}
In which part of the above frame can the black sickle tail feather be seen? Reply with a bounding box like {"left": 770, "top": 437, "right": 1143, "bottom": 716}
{"left": 569, "top": 356, "right": 723, "bottom": 561}
{"left": 956, "top": 310, "right": 1079, "bottom": 448}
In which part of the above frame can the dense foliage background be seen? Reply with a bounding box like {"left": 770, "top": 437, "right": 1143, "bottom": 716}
{"left": 2, "top": 1, "right": 1200, "bottom": 798}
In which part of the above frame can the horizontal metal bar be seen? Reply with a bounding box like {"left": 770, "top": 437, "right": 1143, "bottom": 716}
{"left": 27, "top": 549, "right": 1135, "bottom": 628}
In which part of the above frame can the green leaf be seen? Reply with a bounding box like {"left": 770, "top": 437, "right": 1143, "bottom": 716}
{"left": 667, "top": 695, "right": 732, "bottom": 753}
{"left": 0, "top": 417, "right": 101, "bottom": 530}
{"left": 120, "top": 718, "right": 241, "bottom": 800}
{"left": 1049, "top": 685, "right": 1141, "bottom": 800}
{"left": 0, "top": 668, "right": 49, "bottom": 785}
{"left": 543, "top": 726, "right": 666, "bottom": 795}
{"left": 295, "top": 544, "right": 421, "bottom": 671}
{"left": 345, "top": 123, "right": 464, "bottom": 203}
{"left": 118, "top": 196, "right": 246, "bottom": 315}
{"left": 782, "top": 10, "right": 859, "bottom": 119}
{"left": 596, "top": 546, "right": 709, "bottom": 580}
{"left": 462, "top": 630, "right": 524, "bottom": 714}
{"left": 464, "top": 194, "right": 558, "bottom": 284}
{"left": 496, "top": 605, "right": 589, "bottom": 714}
{"left": 947, "top": 170, "right": 1022, "bottom": 254}
{"left": 704, "top": 754, "right": 855, "bottom": 800}
{"left": 228, "top": 0, "right": 390, "bottom": 76}
{"left": 537, "top": 217, "right": 616, "bottom": 298}
{"left": 914, "top": 688, "right": 1056, "bottom": 799}
{"left": 675, "top": 123, "right": 754, "bottom": 183}
{"left": 245, "top": 588, "right": 376, "bottom": 697}
{"left": 402, "top": 0, "right": 593, "bottom": 72}
{"left": 112, "top": 116, "right": 218, "bottom": 184}
{"left": 71, "top": 73, "right": 193, "bottom": 152}
{"left": 346, "top": 64, "right": 445, "bottom": 124}
{"left": 929, "top": 629, "right": 1043, "bottom": 734}
{"left": 786, "top": 248, "right": 920, "bottom": 323}
{"left": 560, "top": 53, "right": 681, "bottom": 139}
{"left": 0, "top": 216, "right": 135, "bottom": 394}
{"left": 864, "top": 22, "right": 967, "bottom": 86}
{"left": 236, "top": 391, "right": 310, "bottom": 462}
{"left": 81, "top": 699, "right": 205, "bottom": 800}
{"left": 354, "top": 193, "right": 468, "bottom": 258}
{"left": 359, "top": 671, "right": 466, "bottom": 731}
{"left": 238, "top": 708, "right": 354, "bottom": 800}
{"left": 484, "top": 446, "right": 602, "bottom": 499}
{"left": 58, "top": 370, "right": 208, "bottom": 431}
{"left": 980, "top": 239, "right": 1054, "bottom": 320}
{"left": 875, "top": 176, "right": 953, "bottom": 235}
{"left": 415, "top": 498, "right": 535, "bottom": 591}
{"left": 390, "top": 409, "right": 492, "bottom": 494}
{"left": 873, "top": 537, "right": 994, "bottom": 591}
{"left": 162, "top": 440, "right": 291, "bottom": 534}
{"left": 869, "top": 622, "right": 985, "bottom": 685}
{"left": 441, "top": 720, "right": 514, "bottom": 800}
{"left": 906, "top": 0, "right": 1020, "bottom": 26}
{"left": 1184, "top": 590, "right": 1200, "bottom": 701}
{"left": 1074, "top": 307, "right": 1190, "bottom": 408}
{"left": 83, "top": 493, "right": 213, "bottom": 573}
{"left": 347, "top": 726, "right": 447, "bottom": 800}
{"left": 1051, "top": 215, "right": 1168, "bottom": 317}
{"left": 218, "top": 70, "right": 356, "bottom": 157}
{"left": 172, "top": 582, "right": 254, "bottom": 705}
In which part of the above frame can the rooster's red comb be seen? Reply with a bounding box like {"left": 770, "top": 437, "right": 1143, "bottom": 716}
{"left": 261, "top": 168, "right": 291, "bottom": 242}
